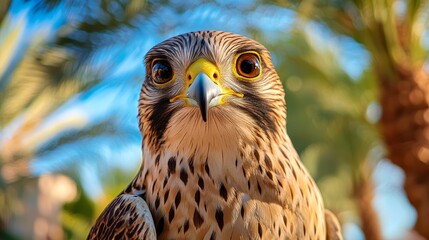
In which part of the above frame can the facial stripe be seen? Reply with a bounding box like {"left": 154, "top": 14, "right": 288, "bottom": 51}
{"left": 233, "top": 88, "right": 277, "bottom": 135}
{"left": 146, "top": 96, "right": 177, "bottom": 149}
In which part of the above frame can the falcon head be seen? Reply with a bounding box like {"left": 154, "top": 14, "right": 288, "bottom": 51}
{"left": 139, "top": 31, "right": 286, "bottom": 154}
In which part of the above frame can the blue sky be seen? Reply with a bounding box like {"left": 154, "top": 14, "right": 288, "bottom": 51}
{"left": 2, "top": 0, "right": 417, "bottom": 239}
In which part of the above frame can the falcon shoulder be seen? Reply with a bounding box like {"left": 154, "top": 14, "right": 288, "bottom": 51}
{"left": 325, "top": 210, "right": 343, "bottom": 240}
{"left": 87, "top": 194, "right": 156, "bottom": 240}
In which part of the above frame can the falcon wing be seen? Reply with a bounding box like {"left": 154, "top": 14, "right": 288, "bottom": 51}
{"left": 325, "top": 210, "right": 343, "bottom": 240}
{"left": 87, "top": 194, "right": 156, "bottom": 240}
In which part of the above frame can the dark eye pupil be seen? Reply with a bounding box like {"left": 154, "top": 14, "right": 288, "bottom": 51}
{"left": 240, "top": 60, "right": 255, "bottom": 74}
{"left": 155, "top": 65, "right": 171, "bottom": 79}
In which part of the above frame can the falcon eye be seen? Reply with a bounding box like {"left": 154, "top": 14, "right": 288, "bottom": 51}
{"left": 234, "top": 52, "right": 261, "bottom": 80}
{"left": 151, "top": 60, "right": 173, "bottom": 84}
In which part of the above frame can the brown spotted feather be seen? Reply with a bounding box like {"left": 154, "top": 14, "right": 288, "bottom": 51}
{"left": 87, "top": 194, "right": 156, "bottom": 239}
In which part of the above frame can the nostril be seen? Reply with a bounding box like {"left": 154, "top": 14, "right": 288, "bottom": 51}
{"left": 188, "top": 75, "right": 192, "bottom": 80}
{"left": 213, "top": 73, "right": 218, "bottom": 79}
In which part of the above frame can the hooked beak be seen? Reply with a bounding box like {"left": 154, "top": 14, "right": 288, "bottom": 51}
{"left": 169, "top": 58, "right": 243, "bottom": 122}
{"left": 186, "top": 73, "right": 222, "bottom": 122}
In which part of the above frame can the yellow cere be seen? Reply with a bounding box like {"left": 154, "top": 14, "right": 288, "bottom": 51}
{"left": 169, "top": 58, "right": 243, "bottom": 105}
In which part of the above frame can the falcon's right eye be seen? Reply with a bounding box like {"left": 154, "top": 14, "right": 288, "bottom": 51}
{"left": 151, "top": 60, "right": 174, "bottom": 84}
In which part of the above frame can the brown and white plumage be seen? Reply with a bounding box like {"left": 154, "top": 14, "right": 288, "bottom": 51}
{"left": 88, "top": 30, "right": 342, "bottom": 240}
{"left": 88, "top": 194, "right": 156, "bottom": 239}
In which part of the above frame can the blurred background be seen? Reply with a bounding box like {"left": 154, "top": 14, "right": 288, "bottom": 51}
{"left": 1, "top": 0, "right": 428, "bottom": 239}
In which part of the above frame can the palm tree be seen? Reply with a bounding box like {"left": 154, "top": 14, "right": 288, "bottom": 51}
{"left": 0, "top": 0, "right": 149, "bottom": 238}
{"left": 275, "top": 0, "right": 429, "bottom": 238}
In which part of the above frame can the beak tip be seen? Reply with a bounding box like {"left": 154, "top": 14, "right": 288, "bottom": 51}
{"left": 200, "top": 105, "right": 208, "bottom": 122}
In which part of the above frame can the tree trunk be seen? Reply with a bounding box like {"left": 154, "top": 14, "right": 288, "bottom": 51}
{"left": 379, "top": 66, "right": 429, "bottom": 238}
{"left": 354, "top": 176, "right": 383, "bottom": 240}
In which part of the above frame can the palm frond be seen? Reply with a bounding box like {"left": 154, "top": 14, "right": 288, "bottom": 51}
{"left": 35, "top": 116, "right": 137, "bottom": 156}
{"left": 0, "top": 0, "right": 11, "bottom": 25}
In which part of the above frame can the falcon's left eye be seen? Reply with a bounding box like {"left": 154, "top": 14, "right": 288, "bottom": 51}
{"left": 151, "top": 60, "right": 174, "bottom": 84}
{"left": 234, "top": 51, "right": 262, "bottom": 80}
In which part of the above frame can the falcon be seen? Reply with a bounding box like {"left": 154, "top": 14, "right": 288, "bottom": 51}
{"left": 88, "top": 30, "right": 342, "bottom": 239}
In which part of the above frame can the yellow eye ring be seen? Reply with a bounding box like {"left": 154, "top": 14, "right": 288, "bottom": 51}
{"left": 151, "top": 58, "right": 175, "bottom": 86}
{"left": 232, "top": 51, "right": 262, "bottom": 80}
